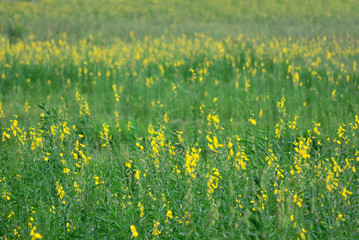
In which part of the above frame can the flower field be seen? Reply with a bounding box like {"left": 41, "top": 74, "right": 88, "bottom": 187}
{"left": 0, "top": 0, "right": 358, "bottom": 239}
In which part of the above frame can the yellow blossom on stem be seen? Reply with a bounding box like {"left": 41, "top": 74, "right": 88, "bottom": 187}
{"left": 130, "top": 225, "right": 138, "bottom": 238}
{"left": 152, "top": 221, "right": 161, "bottom": 237}
{"left": 30, "top": 226, "right": 43, "bottom": 240}
{"left": 248, "top": 117, "right": 256, "bottom": 125}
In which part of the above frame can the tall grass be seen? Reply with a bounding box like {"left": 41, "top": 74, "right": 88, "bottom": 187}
{"left": 0, "top": 0, "right": 358, "bottom": 239}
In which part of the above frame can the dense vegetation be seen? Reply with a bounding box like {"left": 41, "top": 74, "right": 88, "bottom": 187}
{"left": 0, "top": 0, "right": 358, "bottom": 239}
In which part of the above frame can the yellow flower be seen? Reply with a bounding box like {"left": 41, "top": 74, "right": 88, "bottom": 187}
{"left": 163, "top": 113, "right": 169, "bottom": 123}
{"left": 313, "top": 122, "right": 321, "bottom": 135}
{"left": 63, "top": 168, "right": 70, "bottom": 175}
{"left": 8, "top": 211, "right": 14, "bottom": 218}
{"left": 135, "top": 170, "right": 140, "bottom": 180}
{"left": 213, "top": 136, "right": 223, "bottom": 148}
{"left": 130, "top": 225, "right": 138, "bottom": 238}
{"left": 337, "top": 213, "right": 345, "bottom": 221}
{"left": 152, "top": 222, "right": 161, "bottom": 237}
{"left": 228, "top": 139, "right": 233, "bottom": 149}
{"left": 341, "top": 187, "right": 352, "bottom": 200}
{"left": 50, "top": 205, "right": 56, "bottom": 214}
{"left": 138, "top": 202, "right": 144, "bottom": 218}
{"left": 3, "top": 191, "right": 11, "bottom": 200}
{"left": 248, "top": 117, "right": 256, "bottom": 125}
{"left": 293, "top": 194, "right": 303, "bottom": 207}
{"left": 185, "top": 148, "right": 201, "bottom": 180}
{"left": 30, "top": 226, "right": 43, "bottom": 240}
{"left": 166, "top": 210, "right": 173, "bottom": 219}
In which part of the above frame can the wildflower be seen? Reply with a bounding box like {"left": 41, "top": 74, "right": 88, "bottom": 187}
{"left": 8, "top": 211, "right": 14, "bottom": 218}
{"left": 228, "top": 138, "right": 234, "bottom": 158}
{"left": 228, "top": 139, "right": 233, "bottom": 149}
{"left": 185, "top": 147, "right": 201, "bottom": 181}
{"left": 63, "top": 168, "right": 70, "bottom": 175}
{"left": 2, "top": 191, "right": 11, "bottom": 200}
{"left": 277, "top": 97, "right": 286, "bottom": 116}
{"left": 100, "top": 124, "right": 110, "bottom": 147}
{"left": 30, "top": 226, "right": 43, "bottom": 240}
{"left": 135, "top": 170, "right": 140, "bottom": 180}
{"left": 294, "top": 137, "right": 311, "bottom": 159}
{"left": 206, "top": 168, "right": 221, "bottom": 196}
{"left": 234, "top": 146, "right": 249, "bottom": 170}
{"left": 293, "top": 72, "right": 300, "bottom": 86}
{"left": 325, "top": 170, "right": 338, "bottom": 192}
{"left": 207, "top": 114, "right": 220, "bottom": 129}
{"left": 332, "top": 89, "right": 336, "bottom": 101}
{"left": 138, "top": 202, "right": 144, "bottom": 218}
{"left": 259, "top": 108, "right": 263, "bottom": 118}
{"left": 172, "top": 165, "right": 181, "bottom": 174}
{"left": 66, "top": 221, "right": 76, "bottom": 232}
{"left": 275, "top": 118, "right": 285, "bottom": 139}
{"left": 165, "top": 209, "right": 173, "bottom": 223}
{"left": 24, "top": 102, "right": 31, "bottom": 112}
{"left": 177, "top": 131, "right": 184, "bottom": 142}
{"left": 14, "top": 226, "right": 21, "bottom": 238}
{"left": 213, "top": 136, "right": 223, "bottom": 148}
{"left": 299, "top": 228, "right": 307, "bottom": 240}
{"left": 245, "top": 77, "right": 250, "bottom": 92}
{"left": 152, "top": 222, "right": 161, "bottom": 237}
{"left": 125, "top": 162, "right": 132, "bottom": 169}
{"left": 337, "top": 213, "right": 345, "bottom": 221}
{"left": 166, "top": 210, "right": 173, "bottom": 219}
{"left": 163, "top": 113, "right": 169, "bottom": 123}
{"left": 149, "top": 191, "right": 156, "bottom": 201}
{"left": 0, "top": 102, "right": 4, "bottom": 118}
{"left": 55, "top": 182, "right": 65, "bottom": 199}
{"left": 50, "top": 205, "right": 56, "bottom": 214}
{"left": 76, "top": 91, "right": 91, "bottom": 116}
{"left": 293, "top": 194, "right": 303, "bottom": 207}
{"left": 130, "top": 225, "right": 138, "bottom": 238}
{"left": 248, "top": 117, "right": 256, "bottom": 125}
{"left": 112, "top": 84, "right": 120, "bottom": 102}
{"left": 341, "top": 188, "right": 352, "bottom": 200}
{"left": 74, "top": 182, "right": 81, "bottom": 195}
{"left": 313, "top": 122, "right": 321, "bottom": 135}
{"left": 288, "top": 116, "right": 298, "bottom": 130}
{"left": 93, "top": 176, "right": 104, "bottom": 186}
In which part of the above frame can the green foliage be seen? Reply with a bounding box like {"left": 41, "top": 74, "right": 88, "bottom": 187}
{"left": 0, "top": 0, "right": 358, "bottom": 239}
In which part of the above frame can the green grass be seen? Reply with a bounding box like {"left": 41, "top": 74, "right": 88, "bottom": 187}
{"left": 1, "top": 0, "right": 359, "bottom": 42}
{"left": 0, "top": 0, "right": 359, "bottom": 239}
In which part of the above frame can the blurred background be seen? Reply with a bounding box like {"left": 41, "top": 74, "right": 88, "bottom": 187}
{"left": 1, "top": 0, "right": 359, "bottom": 43}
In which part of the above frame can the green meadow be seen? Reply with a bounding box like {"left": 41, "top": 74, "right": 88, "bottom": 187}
{"left": 0, "top": 0, "right": 358, "bottom": 239}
